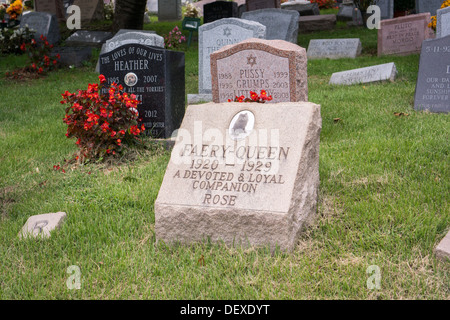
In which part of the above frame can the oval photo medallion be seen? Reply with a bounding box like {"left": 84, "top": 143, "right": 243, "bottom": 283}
{"left": 229, "top": 110, "right": 255, "bottom": 141}
{"left": 124, "top": 72, "right": 138, "bottom": 87}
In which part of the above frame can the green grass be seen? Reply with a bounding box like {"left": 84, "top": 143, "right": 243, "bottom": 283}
{"left": 0, "top": 16, "right": 449, "bottom": 300}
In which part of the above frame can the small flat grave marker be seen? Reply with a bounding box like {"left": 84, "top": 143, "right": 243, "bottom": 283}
{"left": 329, "top": 62, "right": 397, "bottom": 85}
{"left": 19, "top": 212, "right": 66, "bottom": 239}
{"left": 307, "top": 38, "right": 362, "bottom": 59}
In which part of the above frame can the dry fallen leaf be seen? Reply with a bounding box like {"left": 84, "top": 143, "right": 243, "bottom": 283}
{"left": 198, "top": 255, "right": 205, "bottom": 266}
{"left": 394, "top": 112, "right": 409, "bottom": 117}
{"left": 333, "top": 118, "right": 342, "bottom": 123}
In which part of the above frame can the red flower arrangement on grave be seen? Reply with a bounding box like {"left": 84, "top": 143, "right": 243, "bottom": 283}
{"left": 61, "top": 74, "right": 145, "bottom": 162}
{"left": 310, "top": 0, "right": 337, "bottom": 9}
{"left": 228, "top": 90, "right": 273, "bottom": 103}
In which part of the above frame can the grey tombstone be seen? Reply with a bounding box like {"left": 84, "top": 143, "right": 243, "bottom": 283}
{"left": 52, "top": 46, "right": 92, "bottom": 67}
{"left": 281, "top": 1, "right": 320, "bottom": 16}
{"left": 307, "top": 38, "right": 362, "bottom": 59}
{"left": 437, "top": 7, "right": 450, "bottom": 38}
{"left": 246, "top": 0, "right": 280, "bottom": 11}
{"left": 337, "top": 2, "right": 354, "bottom": 21}
{"left": 65, "top": 30, "right": 113, "bottom": 47}
{"left": 19, "top": 212, "right": 67, "bottom": 239}
{"left": 95, "top": 30, "right": 160, "bottom": 72}
{"left": 198, "top": 18, "right": 266, "bottom": 95}
{"left": 158, "top": 0, "right": 182, "bottom": 21}
{"left": 415, "top": 0, "right": 442, "bottom": 16}
{"left": 241, "top": 8, "right": 299, "bottom": 43}
{"left": 414, "top": 34, "right": 450, "bottom": 113}
{"left": 329, "top": 62, "right": 397, "bottom": 85}
{"left": 377, "top": 0, "right": 394, "bottom": 20}
{"left": 34, "top": 0, "right": 66, "bottom": 21}
{"left": 19, "top": 11, "right": 61, "bottom": 45}
{"left": 72, "top": 0, "right": 104, "bottom": 23}
{"left": 147, "top": 0, "right": 158, "bottom": 14}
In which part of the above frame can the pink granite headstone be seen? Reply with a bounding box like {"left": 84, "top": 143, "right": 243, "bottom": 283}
{"left": 378, "top": 13, "right": 434, "bottom": 56}
{"left": 210, "top": 38, "right": 308, "bottom": 103}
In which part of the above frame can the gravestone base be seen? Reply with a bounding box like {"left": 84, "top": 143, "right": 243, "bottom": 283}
{"left": 187, "top": 93, "right": 213, "bottom": 104}
{"left": 299, "top": 14, "right": 336, "bottom": 33}
{"left": 155, "top": 101, "right": 322, "bottom": 252}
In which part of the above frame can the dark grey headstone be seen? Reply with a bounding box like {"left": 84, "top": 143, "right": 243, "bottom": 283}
{"left": 241, "top": 8, "right": 299, "bottom": 43}
{"left": 158, "top": 0, "right": 182, "bottom": 21}
{"left": 65, "top": 30, "right": 113, "bottom": 47}
{"left": 34, "top": 0, "right": 66, "bottom": 21}
{"left": 238, "top": 4, "right": 246, "bottom": 18}
{"left": 51, "top": 46, "right": 92, "bottom": 67}
{"left": 415, "top": 0, "right": 442, "bottom": 16}
{"left": 203, "top": 1, "right": 238, "bottom": 24}
{"left": 414, "top": 35, "right": 450, "bottom": 113}
{"left": 19, "top": 11, "right": 61, "bottom": 45}
{"left": 99, "top": 44, "right": 185, "bottom": 138}
{"left": 246, "top": 0, "right": 280, "bottom": 11}
{"left": 281, "top": 2, "right": 320, "bottom": 16}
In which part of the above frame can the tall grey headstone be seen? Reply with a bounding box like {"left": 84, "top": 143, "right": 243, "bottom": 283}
{"left": 414, "top": 34, "right": 450, "bottom": 113}
{"left": 198, "top": 18, "right": 266, "bottom": 94}
{"left": 158, "top": 0, "right": 182, "bottom": 21}
{"left": 241, "top": 8, "right": 299, "bottom": 43}
{"left": 415, "top": 0, "right": 442, "bottom": 16}
{"left": 437, "top": 7, "right": 450, "bottom": 38}
{"left": 377, "top": 0, "right": 394, "bottom": 20}
{"left": 19, "top": 11, "right": 61, "bottom": 45}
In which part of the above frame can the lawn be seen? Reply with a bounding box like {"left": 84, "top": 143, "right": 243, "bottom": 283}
{"left": 0, "top": 13, "right": 448, "bottom": 300}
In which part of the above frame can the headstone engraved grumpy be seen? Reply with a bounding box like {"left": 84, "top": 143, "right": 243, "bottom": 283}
{"left": 155, "top": 101, "right": 322, "bottom": 252}
{"left": 19, "top": 212, "right": 67, "bottom": 239}
{"left": 378, "top": 13, "right": 433, "bottom": 56}
{"left": 307, "top": 38, "right": 362, "bottom": 59}
{"left": 437, "top": 7, "right": 450, "bottom": 39}
{"left": 99, "top": 44, "right": 185, "bottom": 138}
{"left": 19, "top": 11, "right": 61, "bottom": 45}
{"left": 329, "top": 62, "right": 397, "bottom": 85}
{"left": 415, "top": 0, "right": 442, "bottom": 16}
{"left": 414, "top": 34, "right": 450, "bottom": 113}
{"left": 210, "top": 38, "right": 308, "bottom": 103}
{"left": 34, "top": 0, "right": 65, "bottom": 21}
{"left": 203, "top": 1, "right": 239, "bottom": 24}
{"left": 246, "top": 0, "right": 280, "bottom": 11}
{"left": 199, "top": 18, "right": 266, "bottom": 95}
{"left": 241, "top": 9, "right": 299, "bottom": 43}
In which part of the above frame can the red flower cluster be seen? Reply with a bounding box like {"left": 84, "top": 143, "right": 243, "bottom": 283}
{"left": 20, "top": 35, "right": 60, "bottom": 75}
{"left": 61, "top": 74, "right": 145, "bottom": 162}
{"left": 228, "top": 90, "right": 273, "bottom": 103}
{"left": 310, "top": 0, "right": 337, "bottom": 9}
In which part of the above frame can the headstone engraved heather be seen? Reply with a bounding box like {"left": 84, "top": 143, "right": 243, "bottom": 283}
{"left": 155, "top": 101, "right": 322, "bottom": 252}
{"left": 99, "top": 44, "right": 185, "bottom": 138}
{"left": 210, "top": 38, "right": 308, "bottom": 103}
{"left": 414, "top": 34, "right": 450, "bottom": 113}
{"left": 241, "top": 9, "right": 299, "bottom": 43}
{"left": 203, "top": 1, "right": 238, "bottom": 24}
{"left": 19, "top": 11, "right": 61, "bottom": 45}
{"left": 307, "top": 38, "right": 362, "bottom": 59}
{"left": 34, "top": 0, "right": 65, "bottom": 21}
{"left": 246, "top": 0, "right": 280, "bottom": 11}
{"left": 198, "top": 18, "right": 266, "bottom": 95}
{"left": 19, "top": 212, "right": 66, "bottom": 239}
{"left": 158, "top": 0, "right": 182, "bottom": 21}
{"left": 415, "top": 0, "right": 442, "bottom": 16}
{"left": 437, "top": 7, "right": 450, "bottom": 38}
{"left": 378, "top": 13, "right": 433, "bottom": 56}
{"left": 329, "top": 62, "right": 397, "bottom": 85}
{"left": 72, "top": 0, "right": 104, "bottom": 22}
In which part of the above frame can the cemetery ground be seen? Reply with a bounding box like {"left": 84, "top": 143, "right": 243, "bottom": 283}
{"left": 0, "top": 13, "right": 449, "bottom": 300}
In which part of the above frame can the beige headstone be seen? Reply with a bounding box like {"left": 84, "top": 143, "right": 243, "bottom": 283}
{"left": 19, "top": 212, "right": 67, "bottom": 239}
{"left": 155, "top": 101, "right": 321, "bottom": 252}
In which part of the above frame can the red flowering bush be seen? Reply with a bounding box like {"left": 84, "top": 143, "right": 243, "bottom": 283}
{"left": 61, "top": 74, "right": 145, "bottom": 162}
{"left": 310, "top": 0, "right": 337, "bottom": 9}
{"left": 228, "top": 90, "right": 273, "bottom": 103}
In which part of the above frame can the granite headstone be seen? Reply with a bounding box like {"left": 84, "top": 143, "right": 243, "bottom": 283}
{"left": 19, "top": 12, "right": 61, "bottom": 45}
{"left": 19, "top": 212, "right": 67, "bottom": 239}
{"left": 437, "top": 7, "right": 450, "bottom": 38}
{"left": 99, "top": 44, "right": 185, "bottom": 137}
{"left": 241, "top": 9, "right": 299, "bottom": 43}
{"left": 210, "top": 38, "right": 308, "bottom": 103}
{"left": 281, "top": 1, "right": 320, "bottom": 16}
{"left": 198, "top": 18, "right": 266, "bottom": 95}
{"left": 155, "top": 101, "right": 322, "bottom": 252}
{"left": 34, "top": 0, "right": 66, "bottom": 21}
{"left": 415, "top": 0, "right": 442, "bottom": 16}
{"left": 329, "top": 62, "right": 397, "bottom": 85}
{"left": 246, "top": 0, "right": 280, "bottom": 11}
{"left": 307, "top": 38, "right": 362, "bottom": 59}
{"left": 203, "top": 1, "right": 238, "bottom": 24}
{"left": 378, "top": 13, "right": 433, "bottom": 56}
{"left": 158, "top": 0, "right": 182, "bottom": 21}
{"left": 72, "top": 0, "right": 104, "bottom": 22}
{"left": 414, "top": 34, "right": 450, "bottom": 113}
{"left": 65, "top": 30, "right": 113, "bottom": 47}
